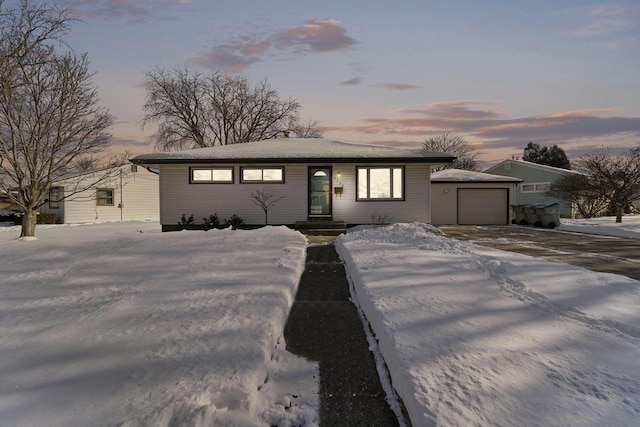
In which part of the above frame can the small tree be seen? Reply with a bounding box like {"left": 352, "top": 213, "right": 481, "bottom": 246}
{"left": 250, "top": 190, "right": 284, "bottom": 225}
{"left": 0, "top": 0, "right": 116, "bottom": 237}
{"left": 547, "top": 174, "right": 608, "bottom": 219}
{"left": 422, "top": 132, "right": 480, "bottom": 171}
{"left": 574, "top": 147, "right": 640, "bottom": 222}
{"left": 523, "top": 142, "right": 571, "bottom": 169}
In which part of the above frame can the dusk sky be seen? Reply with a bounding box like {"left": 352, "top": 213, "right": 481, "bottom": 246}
{"left": 56, "top": 0, "right": 640, "bottom": 167}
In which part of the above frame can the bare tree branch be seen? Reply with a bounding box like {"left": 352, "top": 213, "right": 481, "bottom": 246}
{"left": 422, "top": 132, "right": 480, "bottom": 171}
{"left": 142, "top": 65, "right": 306, "bottom": 150}
{"left": 0, "top": 0, "right": 114, "bottom": 237}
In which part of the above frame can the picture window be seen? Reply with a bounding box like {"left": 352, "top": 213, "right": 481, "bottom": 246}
{"left": 357, "top": 167, "right": 404, "bottom": 200}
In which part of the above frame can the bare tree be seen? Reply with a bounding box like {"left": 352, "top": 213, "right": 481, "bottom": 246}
{"left": 292, "top": 118, "right": 323, "bottom": 138}
{"left": 142, "top": 66, "right": 314, "bottom": 150}
{"left": 574, "top": 147, "right": 640, "bottom": 222}
{"left": 547, "top": 174, "right": 609, "bottom": 219}
{"left": 0, "top": 0, "right": 116, "bottom": 237}
{"left": 422, "top": 132, "right": 480, "bottom": 171}
{"left": 250, "top": 190, "right": 284, "bottom": 225}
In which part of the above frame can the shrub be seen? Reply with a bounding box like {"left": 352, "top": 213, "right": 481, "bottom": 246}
{"left": 224, "top": 214, "right": 245, "bottom": 230}
{"left": 37, "top": 213, "right": 58, "bottom": 224}
{"left": 202, "top": 213, "right": 220, "bottom": 231}
{"left": 178, "top": 213, "right": 195, "bottom": 229}
{"left": 371, "top": 212, "right": 393, "bottom": 226}
{"left": 518, "top": 219, "right": 528, "bottom": 226}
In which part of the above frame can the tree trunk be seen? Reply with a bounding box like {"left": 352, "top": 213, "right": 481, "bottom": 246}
{"left": 21, "top": 209, "right": 38, "bottom": 237}
{"left": 616, "top": 205, "right": 623, "bottom": 223}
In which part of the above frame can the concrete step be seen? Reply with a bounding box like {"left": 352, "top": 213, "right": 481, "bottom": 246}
{"left": 295, "top": 221, "right": 347, "bottom": 236}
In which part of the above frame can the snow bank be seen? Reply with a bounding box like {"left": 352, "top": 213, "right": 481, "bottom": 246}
{"left": 0, "top": 225, "right": 317, "bottom": 426}
{"left": 337, "top": 223, "right": 640, "bottom": 427}
{"left": 558, "top": 215, "right": 640, "bottom": 239}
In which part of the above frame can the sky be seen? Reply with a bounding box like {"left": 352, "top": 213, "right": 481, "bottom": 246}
{"left": 48, "top": 0, "right": 640, "bottom": 167}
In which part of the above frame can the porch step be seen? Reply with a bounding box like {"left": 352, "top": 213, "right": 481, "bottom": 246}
{"left": 295, "top": 221, "right": 347, "bottom": 236}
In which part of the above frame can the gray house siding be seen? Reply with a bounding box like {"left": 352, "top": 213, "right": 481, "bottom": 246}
{"left": 486, "top": 160, "right": 575, "bottom": 217}
{"left": 158, "top": 163, "right": 431, "bottom": 227}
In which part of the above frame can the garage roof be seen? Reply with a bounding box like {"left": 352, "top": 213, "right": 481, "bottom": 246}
{"left": 432, "top": 169, "right": 522, "bottom": 183}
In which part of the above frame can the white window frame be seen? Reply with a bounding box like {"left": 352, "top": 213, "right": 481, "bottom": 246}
{"left": 48, "top": 186, "right": 63, "bottom": 209}
{"left": 190, "top": 167, "right": 234, "bottom": 183}
{"left": 96, "top": 188, "right": 114, "bottom": 206}
{"left": 240, "top": 167, "right": 284, "bottom": 183}
{"left": 521, "top": 182, "right": 550, "bottom": 193}
{"left": 356, "top": 166, "right": 404, "bottom": 201}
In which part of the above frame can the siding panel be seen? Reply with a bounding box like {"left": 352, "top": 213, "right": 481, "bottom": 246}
{"left": 160, "top": 163, "right": 432, "bottom": 226}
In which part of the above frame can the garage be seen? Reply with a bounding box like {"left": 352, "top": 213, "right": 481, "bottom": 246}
{"left": 431, "top": 169, "right": 521, "bottom": 225}
{"left": 457, "top": 188, "right": 508, "bottom": 225}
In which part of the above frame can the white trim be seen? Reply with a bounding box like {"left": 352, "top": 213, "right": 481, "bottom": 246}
{"left": 521, "top": 182, "right": 550, "bottom": 193}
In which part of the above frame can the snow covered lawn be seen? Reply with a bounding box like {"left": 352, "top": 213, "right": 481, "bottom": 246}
{"left": 558, "top": 214, "right": 640, "bottom": 239}
{"left": 337, "top": 223, "right": 640, "bottom": 427}
{"left": 0, "top": 225, "right": 317, "bottom": 426}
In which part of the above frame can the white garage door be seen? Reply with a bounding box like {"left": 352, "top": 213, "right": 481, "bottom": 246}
{"left": 457, "top": 188, "right": 508, "bottom": 225}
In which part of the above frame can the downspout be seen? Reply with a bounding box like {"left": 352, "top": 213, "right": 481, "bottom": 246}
{"left": 119, "top": 169, "right": 123, "bottom": 221}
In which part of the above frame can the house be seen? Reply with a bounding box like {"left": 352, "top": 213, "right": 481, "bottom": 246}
{"left": 131, "top": 137, "right": 456, "bottom": 231}
{"left": 38, "top": 164, "right": 159, "bottom": 224}
{"left": 430, "top": 169, "right": 522, "bottom": 225}
{"left": 485, "top": 159, "right": 582, "bottom": 218}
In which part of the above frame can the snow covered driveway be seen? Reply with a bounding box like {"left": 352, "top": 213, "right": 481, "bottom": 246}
{"left": 337, "top": 223, "right": 640, "bottom": 427}
{"left": 0, "top": 225, "right": 317, "bottom": 426}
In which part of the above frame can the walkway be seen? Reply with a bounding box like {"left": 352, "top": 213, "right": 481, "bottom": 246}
{"left": 284, "top": 244, "right": 400, "bottom": 426}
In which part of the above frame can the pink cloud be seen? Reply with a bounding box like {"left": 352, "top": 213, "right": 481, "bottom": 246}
{"left": 275, "top": 19, "right": 358, "bottom": 53}
{"left": 194, "top": 44, "right": 262, "bottom": 72}
{"left": 328, "top": 100, "right": 640, "bottom": 150}
{"left": 195, "top": 18, "right": 358, "bottom": 71}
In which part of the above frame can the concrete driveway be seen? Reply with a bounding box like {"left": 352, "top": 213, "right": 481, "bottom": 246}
{"left": 439, "top": 225, "right": 640, "bottom": 281}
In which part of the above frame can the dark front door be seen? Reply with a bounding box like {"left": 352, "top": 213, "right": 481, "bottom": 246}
{"left": 309, "top": 167, "right": 332, "bottom": 218}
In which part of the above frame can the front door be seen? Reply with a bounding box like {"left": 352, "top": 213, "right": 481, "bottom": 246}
{"left": 308, "top": 167, "right": 332, "bottom": 219}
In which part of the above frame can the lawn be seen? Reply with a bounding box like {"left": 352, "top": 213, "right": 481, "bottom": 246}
{"left": 1, "top": 217, "right": 639, "bottom": 426}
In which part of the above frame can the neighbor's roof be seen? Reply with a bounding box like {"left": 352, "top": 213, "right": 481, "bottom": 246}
{"left": 485, "top": 158, "right": 581, "bottom": 175}
{"left": 131, "top": 138, "right": 456, "bottom": 165}
{"left": 431, "top": 169, "right": 522, "bottom": 183}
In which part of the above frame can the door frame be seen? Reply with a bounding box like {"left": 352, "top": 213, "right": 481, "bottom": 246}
{"left": 308, "top": 166, "right": 333, "bottom": 220}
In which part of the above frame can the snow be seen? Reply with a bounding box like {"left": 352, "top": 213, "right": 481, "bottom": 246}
{"left": 0, "top": 224, "right": 317, "bottom": 427}
{"left": 131, "top": 137, "right": 453, "bottom": 162}
{"left": 431, "top": 169, "right": 522, "bottom": 183}
{"left": 558, "top": 215, "right": 640, "bottom": 239}
{"left": 336, "top": 222, "right": 640, "bottom": 427}
{"left": 2, "top": 216, "right": 640, "bottom": 426}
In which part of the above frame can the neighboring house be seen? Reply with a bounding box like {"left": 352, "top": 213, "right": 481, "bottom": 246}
{"left": 485, "top": 159, "right": 581, "bottom": 218}
{"left": 131, "top": 137, "right": 456, "bottom": 231}
{"left": 38, "top": 164, "right": 159, "bottom": 223}
{"left": 431, "top": 169, "right": 521, "bottom": 225}
{"left": 0, "top": 191, "right": 19, "bottom": 211}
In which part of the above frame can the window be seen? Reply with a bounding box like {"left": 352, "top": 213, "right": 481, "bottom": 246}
{"left": 240, "top": 167, "right": 284, "bottom": 183}
{"left": 357, "top": 167, "right": 403, "bottom": 200}
{"left": 521, "top": 182, "right": 550, "bottom": 193}
{"left": 190, "top": 167, "right": 234, "bottom": 183}
{"left": 48, "top": 186, "right": 63, "bottom": 209}
{"left": 96, "top": 188, "right": 114, "bottom": 206}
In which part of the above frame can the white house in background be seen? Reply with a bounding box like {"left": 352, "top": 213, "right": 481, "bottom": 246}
{"left": 431, "top": 169, "right": 522, "bottom": 225}
{"left": 485, "top": 159, "right": 582, "bottom": 218}
{"left": 131, "top": 137, "right": 455, "bottom": 231}
{"left": 39, "top": 164, "right": 159, "bottom": 224}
